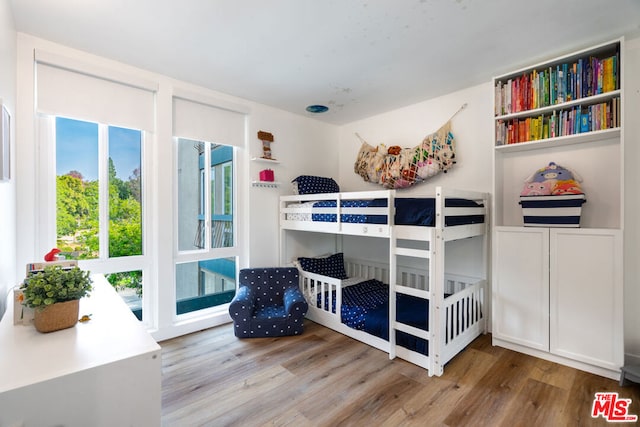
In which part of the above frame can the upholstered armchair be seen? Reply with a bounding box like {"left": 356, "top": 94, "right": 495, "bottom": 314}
{"left": 229, "top": 267, "right": 308, "bottom": 338}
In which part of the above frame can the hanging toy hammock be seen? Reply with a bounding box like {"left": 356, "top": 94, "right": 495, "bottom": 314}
{"left": 353, "top": 104, "right": 466, "bottom": 189}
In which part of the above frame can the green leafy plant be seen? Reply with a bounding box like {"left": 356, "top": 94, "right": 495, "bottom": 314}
{"left": 21, "top": 265, "right": 93, "bottom": 308}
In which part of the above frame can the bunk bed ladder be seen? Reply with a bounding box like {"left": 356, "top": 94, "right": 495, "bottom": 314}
{"left": 388, "top": 188, "right": 445, "bottom": 376}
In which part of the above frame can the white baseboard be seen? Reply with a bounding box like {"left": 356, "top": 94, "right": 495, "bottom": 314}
{"left": 625, "top": 352, "right": 640, "bottom": 366}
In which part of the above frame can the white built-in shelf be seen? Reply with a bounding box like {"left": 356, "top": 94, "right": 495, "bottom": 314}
{"left": 494, "top": 90, "right": 621, "bottom": 122}
{"left": 495, "top": 127, "right": 620, "bottom": 153}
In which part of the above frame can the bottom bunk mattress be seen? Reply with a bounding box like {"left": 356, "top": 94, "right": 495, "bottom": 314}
{"left": 317, "top": 279, "right": 430, "bottom": 354}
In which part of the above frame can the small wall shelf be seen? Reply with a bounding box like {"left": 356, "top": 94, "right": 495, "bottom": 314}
{"left": 251, "top": 157, "right": 280, "bottom": 164}
{"left": 252, "top": 181, "right": 281, "bottom": 188}
{"left": 251, "top": 156, "right": 281, "bottom": 188}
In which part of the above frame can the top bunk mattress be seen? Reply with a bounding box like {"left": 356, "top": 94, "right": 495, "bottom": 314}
{"left": 286, "top": 197, "right": 485, "bottom": 227}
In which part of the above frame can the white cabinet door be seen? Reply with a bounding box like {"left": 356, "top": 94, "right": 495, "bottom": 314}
{"left": 493, "top": 227, "right": 549, "bottom": 351}
{"left": 550, "top": 228, "right": 623, "bottom": 371}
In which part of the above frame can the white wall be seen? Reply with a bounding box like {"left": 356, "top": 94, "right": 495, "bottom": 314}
{"left": 0, "top": 0, "right": 16, "bottom": 319}
{"left": 247, "top": 105, "right": 339, "bottom": 267}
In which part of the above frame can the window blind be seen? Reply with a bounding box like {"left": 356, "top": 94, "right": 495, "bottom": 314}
{"left": 35, "top": 50, "right": 157, "bottom": 132}
{"left": 173, "top": 96, "right": 246, "bottom": 148}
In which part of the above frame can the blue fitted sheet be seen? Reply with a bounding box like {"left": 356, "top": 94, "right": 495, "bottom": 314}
{"left": 311, "top": 198, "right": 484, "bottom": 227}
{"left": 316, "top": 279, "right": 430, "bottom": 355}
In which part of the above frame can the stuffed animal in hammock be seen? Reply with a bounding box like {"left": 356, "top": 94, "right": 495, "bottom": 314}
{"left": 416, "top": 158, "right": 440, "bottom": 179}
{"left": 354, "top": 142, "right": 385, "bottom": 183}
{"left": 435, "top": 143, "right": 456, "bottom": 172}
{"left": 353, "top": 120, "right": 456, "bottom": 188}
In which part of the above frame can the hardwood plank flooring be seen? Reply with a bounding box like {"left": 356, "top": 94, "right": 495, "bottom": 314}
{"left": 160, "top": 321, "right": 640, "bottom": 426}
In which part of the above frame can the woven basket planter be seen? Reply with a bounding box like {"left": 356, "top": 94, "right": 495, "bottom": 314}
{"left": 33, "top": 299, "right": 80, "bottom": 333}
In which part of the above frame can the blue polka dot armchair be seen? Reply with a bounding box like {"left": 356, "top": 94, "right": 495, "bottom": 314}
{"left": 229, "top": 268, "right": 309, "bottom": 338}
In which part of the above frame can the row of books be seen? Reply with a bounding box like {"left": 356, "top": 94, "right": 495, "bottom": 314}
{"left": 494, "top": 50, "right": 619, "bottom": 116}
{"left": 495, "top": 97, "right": 620, "bottom": 146}
{"left": 26, "top": 259, "right": 77, "bottom": 275}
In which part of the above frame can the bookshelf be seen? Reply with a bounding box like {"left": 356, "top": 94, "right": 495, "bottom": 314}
{"left": 494, "top": 40, "right": 620, "bottom": 147}
{"left": 493, "top": 38, "right": 623, "bottom": 229}
{"left": 491, "top": 38, "right": 624, "bottom": 379}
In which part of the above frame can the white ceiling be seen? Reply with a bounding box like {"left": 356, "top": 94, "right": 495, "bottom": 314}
{"left": 10, "top": 0, "right": 640, "bottom": 125}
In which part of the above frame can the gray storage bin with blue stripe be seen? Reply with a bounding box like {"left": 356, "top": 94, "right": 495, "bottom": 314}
{"left": 519, "top": 162, "right": 586, "bottom": 228}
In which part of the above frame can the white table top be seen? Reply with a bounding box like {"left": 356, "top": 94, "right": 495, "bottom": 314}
{"left": 0, "top": 274, "right": 161, "bottom": 394}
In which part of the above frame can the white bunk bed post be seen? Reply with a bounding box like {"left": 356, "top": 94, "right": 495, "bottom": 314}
{"left": 336, "top": 192, "right": 342, "bottom": 232}
{"left": 431, "top": 186, "right": 446, "bottom": 376}
{"left": 480, "top": 192, "right": 489, "bottom": 336}
{"left": 388, "top": 191, "right": 397, "bottom": 361}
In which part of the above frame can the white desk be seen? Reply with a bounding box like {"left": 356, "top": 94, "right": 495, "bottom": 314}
{"left": 0, "top": 275, "right": 161, "bottom": 427}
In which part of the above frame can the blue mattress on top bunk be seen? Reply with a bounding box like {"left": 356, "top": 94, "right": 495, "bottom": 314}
{"left": 317, "top": 279, "right": 430, "bottom": 355}
{"left": 311, "top": 198, "right": 484, "bottom": 226}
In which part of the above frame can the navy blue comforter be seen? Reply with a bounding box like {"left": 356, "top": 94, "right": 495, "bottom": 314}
{"left": 317, "top": 279, "right": 430, "bottom": 355}
{"left": 311, "top": 198, "right": 484, "bottom": 227}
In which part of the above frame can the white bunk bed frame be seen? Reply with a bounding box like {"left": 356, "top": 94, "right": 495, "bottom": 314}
{"left": 279, "top": 186, "right": 489, "bottom": 376}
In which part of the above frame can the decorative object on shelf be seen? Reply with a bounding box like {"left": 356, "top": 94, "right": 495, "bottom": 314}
{"left": 21, "top": 264, "right": 93, "bottom": 333}
{"left": 257, "top": 130, "right": 275, "bottom": 160}
{"left": 259, "top": 169, "right": 274, "bottom": 182}
{"left": 44, "top": 247, "right": 61, "bottom": 261}
{"left": 0, "top": 100, "right": 10, "bottom": 181}
{"left": 519, "top": 162, "right": 586, "bottom": 228}
{"left": 353, "top": 104, "right": 466, "bottom": 189}
{"left": 521, "top": 162, "right": 583, "bottom": 196}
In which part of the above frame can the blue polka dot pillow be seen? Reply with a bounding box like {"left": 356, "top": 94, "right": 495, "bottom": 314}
{"left": 298, "top": 253, "right": 349, "bottom": 280}
{"left": 292, "top": 175, "right": 340, "bottom": 195}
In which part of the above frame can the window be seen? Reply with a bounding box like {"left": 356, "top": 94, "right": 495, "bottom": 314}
{"left": 176, "top": 138, "right": 237, "bottom": 315}
{"left": 53, "top": 117, "right": 145, "bottom": 318}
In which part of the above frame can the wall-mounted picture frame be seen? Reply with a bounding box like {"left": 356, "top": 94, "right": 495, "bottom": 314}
{"left": 0, "top": 100, "right": 9, "bottom": 181}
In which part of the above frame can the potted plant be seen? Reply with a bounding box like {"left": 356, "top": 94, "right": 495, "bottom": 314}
{"left": 21, "top": 265, "right": 93, "bottom": 333}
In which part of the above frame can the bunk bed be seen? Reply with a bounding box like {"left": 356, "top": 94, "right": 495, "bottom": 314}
{"left": 279, "top": 186, "right": 488, "bottom": 376}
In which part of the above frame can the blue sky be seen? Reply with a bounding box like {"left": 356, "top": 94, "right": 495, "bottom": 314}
{"left": 56, "top": 117, "right": 141, "bottom": 181}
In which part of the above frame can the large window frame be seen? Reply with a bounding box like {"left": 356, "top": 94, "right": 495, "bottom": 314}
{"left": 174, "top": 138, "right": 239, "bottom": 320}
{"left": 37, "top": 115, "right": 153, "bottom": 324}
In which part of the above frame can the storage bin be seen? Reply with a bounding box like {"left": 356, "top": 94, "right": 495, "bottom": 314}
{"left": 259, "top": 169, "right": 274, "bottom": 182}
{"left": 519, "top": 194, "right": 586, "bottom": 227}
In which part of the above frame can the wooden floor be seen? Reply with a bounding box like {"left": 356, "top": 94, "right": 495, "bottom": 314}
{"left": 160, "top": 320, "right": 640, "bottom": 426}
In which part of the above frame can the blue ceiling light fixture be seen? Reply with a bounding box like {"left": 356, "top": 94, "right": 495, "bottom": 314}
{"left": 306, "top": 104, "right": 329, "bottom": 113}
